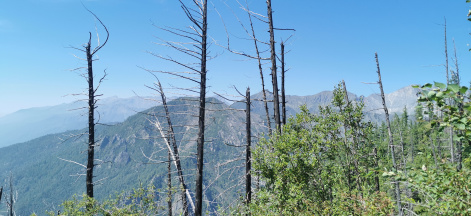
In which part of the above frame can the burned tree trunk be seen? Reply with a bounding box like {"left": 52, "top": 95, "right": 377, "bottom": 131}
{"left": 85, "top": 34, "right": 95, "bottom": 199}
{"left": 245, "top": 3, "right": 272, "bottom": 134}
{"left": 266, "top": 0, "right": 281, "bottom": 133}
{"left": 373, "top": 147, "right": 380, "bottom": 192}
{"left": 195, "top": 0, "right": 208, "bottom": 215}
{"left": 281, "top": 42, "right": 286, "bottom": 126}
{"left": 167, "top": 150, "right": 172, "bottom": 216}
{"left": 375, "top": 53, "right": 402, "bottom": 215}
{"left": 152, "top": 80, "right": 191, "bottom": 215}
{"left": 245, "top": 88, "right": 252, "bottom": 207}
{"left": 78, "top": 9, "right": 109, "bottom": 199}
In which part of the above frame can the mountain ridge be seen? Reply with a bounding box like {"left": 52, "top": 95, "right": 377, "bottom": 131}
{"left": 0, "top": 85, "right": 419, "bottom": 148}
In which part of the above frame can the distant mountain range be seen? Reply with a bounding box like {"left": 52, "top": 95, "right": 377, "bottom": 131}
{"left": 0, "top": 86, "right": 419, "bottom": 148}
{"left": 232, "top": 85, "right": 419, "bottom": 124}
{"left": 0, "top": 96, "right": 161, "bottom": 148}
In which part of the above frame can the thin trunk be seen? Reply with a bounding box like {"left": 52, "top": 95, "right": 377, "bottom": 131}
{"left": 445, "top": 18, "right": 449, "bottom": 85}
{"left": 428, "top": 105, "right": 439, "bottom": 169}
{"left": 86, "top": 34, "right": 95, "bottom": 199}
{"left": 436, "top": 131, "right": 442, "bottom": 160}
{"left": 445, "top": 19, "right": 455, "bottom": 166}
{"left": 246, "top": 2, "right": 271, "bottom": 134}
{"left": 266, "top": 0, "right": 281, "bottom": 133}
{"left": 342, "top": 80, "right": 363, "bottom": 197}
{"left": 245, "top": 88, "right": 252, "bottom": 209}
{"left": 457, "top": 134, "right": 463, "bottom": 171}
{"left": 410, "top": 127, "right": 414, "bottom": 162}
{"left": 453, "top": 38, "right": 461, "bottom": 168}
{"left": 157, "top": 81, "right": 190, "bottom": 215}
{"left": 431, "top": 134, "right": 438, "bottom": 169}
{"left": 373, "top": 147, "right": 380, "bottom": 192}
{"left": 195, "top": 0, "right": 208, "bottom": 215}
{"left": 0, "top": 186, "right": 2, "bottom": 203}
{"left": 450, "top": 128, "right": 455, "bottom": 163}
{"left": 375, "top": 53, "right": 402, "bottom": 216}
{"left": 281, "top": 42, "right": 286, "bottom": 126}
{"left": 398, "top": 125, "right": 407, "bottom": 171}
{"left": 168, "top": 150, "right": 172, "bottom": 216}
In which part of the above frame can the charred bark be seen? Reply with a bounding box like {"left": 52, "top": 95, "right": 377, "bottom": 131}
{"left": 195, "top": 0, "right": 208, "bottom": 215}
{"left": 85, "top": 33, "right": 95, "bottom": 199}
{"left": 245, "top": 88, "right": 252, "bottom": 207}
{"left": 281, "top": 42, "right": 286, "bottom": 126}
{"left": 155, "top": 80, "right": 191, "bottom": 215}
{"left": 375, "top": 53, "right": 402, "bottom": 215}
{"left": 266, "top": 0, "right": 281, "bottom": 133}
{"left": 167, "top": 150, "right": 172, "bottom": 216}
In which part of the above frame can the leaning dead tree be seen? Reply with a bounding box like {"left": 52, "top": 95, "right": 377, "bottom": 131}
{"left": 375, "top": 53, "right": 402, "bottom": 216}
{"left": 147, "top": 0, "right": 208, "bottom": 214}
{"left": 146, "top": 78, "right": 194, "bottom": 215}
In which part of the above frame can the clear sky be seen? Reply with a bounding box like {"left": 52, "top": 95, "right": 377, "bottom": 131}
{"left": 1, "top": 0, "right": 470, "bottom": 116}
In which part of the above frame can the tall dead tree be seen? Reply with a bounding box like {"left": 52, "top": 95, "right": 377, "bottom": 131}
{"left": 281, "top": 42, "right": 286, "bottom": 126}
{"left": 147, "top": 0, "right": 208, "bottom": 214}
{"left": 444, "top": 19, "right": 455, "bottom": 168}
{"left": 452, "top": 39, "right": 463, "bottom": 171}
{"left": 150, "top": 79, "right": 193, "bottom": 215}
{"left": 81, "top": 9, "right": 109, "bottom": 199}
{"left": 266, "top": 0, "right": 281, "bottom": 133}
{"left": 167, "top": 149, "right": 172, "bottom": 216}
{"left": 66, "top": 8, "right": 109, "bottom": 199}
{"left": 245, "top": 87, "right": 252, "bottom": 207}
{"left": 245, "top": 1, "right": 272, "bottom": 134}
{"left": 375, "top": 53, "right": 402, "bottom": 215}
{"left": 194, "top": 0, "right": 208, "bottom": 215}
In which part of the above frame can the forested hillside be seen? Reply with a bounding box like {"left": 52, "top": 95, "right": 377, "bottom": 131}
{"left": 0, "top": 97, "right": 266, "bottom": 215}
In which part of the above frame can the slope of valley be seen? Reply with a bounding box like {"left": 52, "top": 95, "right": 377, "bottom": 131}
{"left": 0, "top": 97, "right": 264, "bottom": 215}
{"left": 0, "top": 85, "right": 420, "bottom": 214}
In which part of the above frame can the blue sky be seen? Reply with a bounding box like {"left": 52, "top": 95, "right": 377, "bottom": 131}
{"left": 1, "top": 0, "right": 470, "bottom": 116}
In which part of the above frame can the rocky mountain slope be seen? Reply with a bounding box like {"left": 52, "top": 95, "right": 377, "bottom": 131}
{"left": 232, "top": 85, "right": 419, "bottom": 124}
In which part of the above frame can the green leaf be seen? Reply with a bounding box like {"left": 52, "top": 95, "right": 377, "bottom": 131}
{"left": 448, "top": 84, "right": 460, "bottom": 93}
{"left": 456, "top": 123, "right": 466, "bottom": 130}
{"left": 423, "top": 83, "right": 433, "bottom": 88}
{"left": 427, "top": 91, "right": 436, "bottom": 98}
{"left": 436, "top": 91, "right": 444, "bottom": 98}
{"left": 435, "top": 82, "right": 446, "bottom": 89}
{"left": 460, "top": 86, "right": 468, "bottom": 94}
{"left": 412, "top": 85, "right": 420, "bottom": 88}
